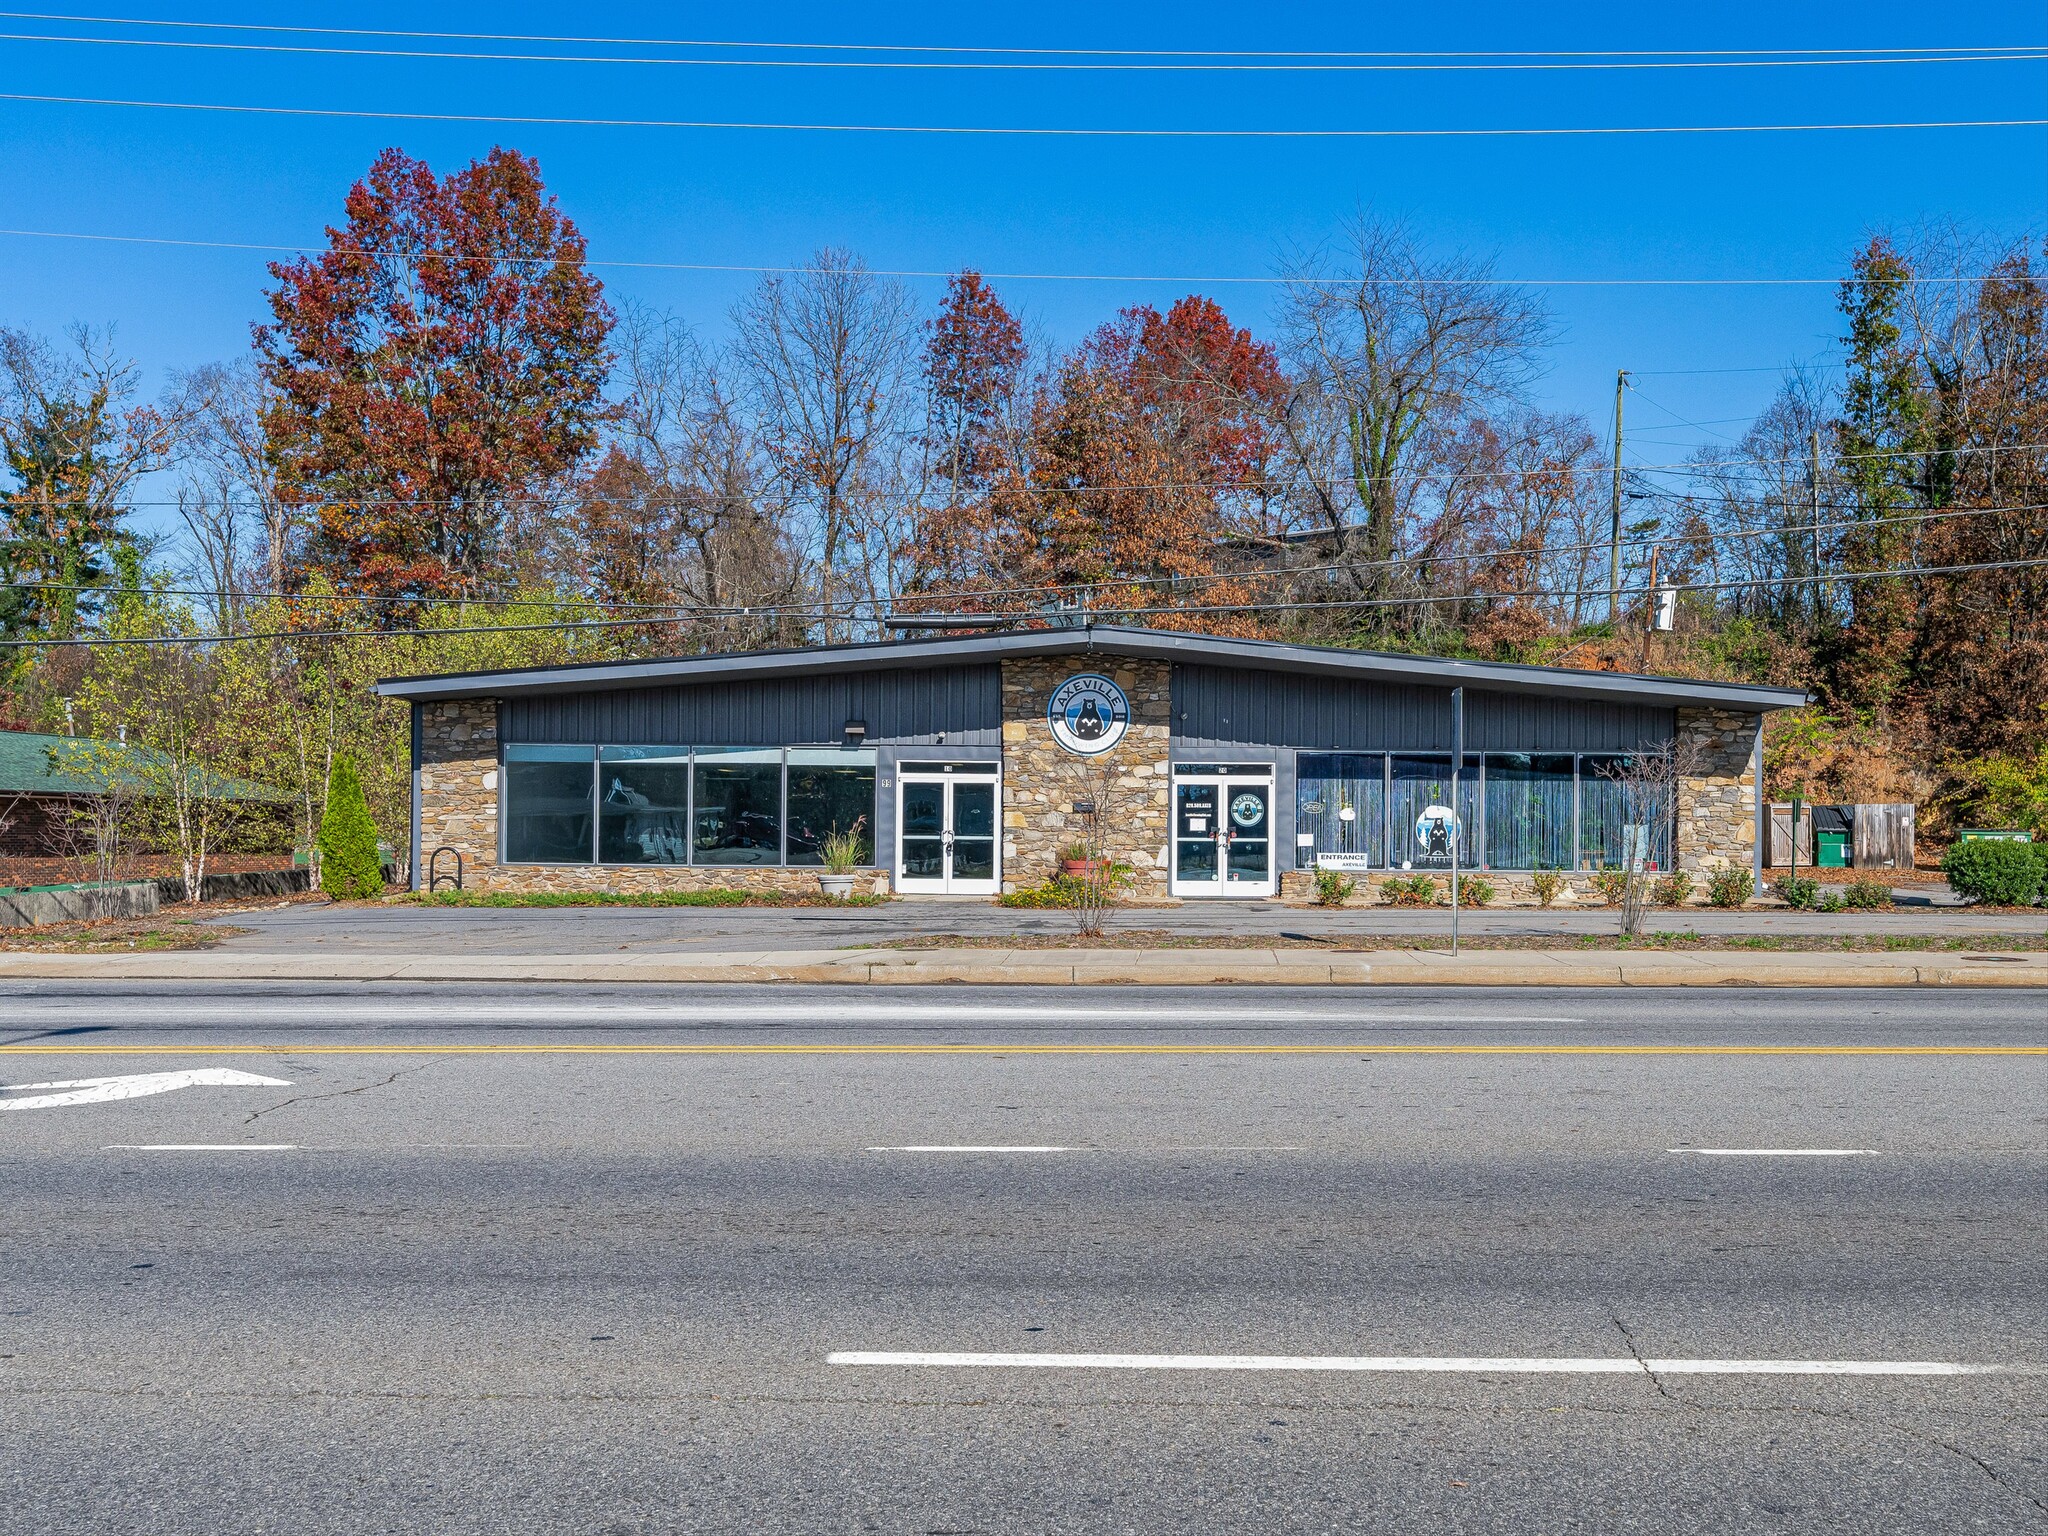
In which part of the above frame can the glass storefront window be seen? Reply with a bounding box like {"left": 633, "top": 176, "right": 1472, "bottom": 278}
{"left": 785, "top": 748, "right": 877, "bottom": 866}
{"left": 1578, "top": 755, "right": 1633, "bottom": 870}
{"left": 1388, "top": 755, "right": 1478, "bottom": 872}
{"left": 1484, "top": 754, "right": 1575, "bottom": 871}
{"left": 597, "top": 747, "right": 691, "bottom": 864}
{"left": 503, "top": 744, "right": 595, "bottom": 863}
{"left": 692, "top": 748, "right": 783, "bottom": 865}
{"left": 1296, "top": 753, "right": 1385, "bottom": 870}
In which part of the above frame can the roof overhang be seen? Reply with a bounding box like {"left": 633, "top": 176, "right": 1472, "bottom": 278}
{"left": 372, "top": 624, "right": 1810, "bottom": 714}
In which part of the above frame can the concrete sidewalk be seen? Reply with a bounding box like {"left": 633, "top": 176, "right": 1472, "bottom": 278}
{"left": 1, "top": 945, "right": 2044, "bottom": 986}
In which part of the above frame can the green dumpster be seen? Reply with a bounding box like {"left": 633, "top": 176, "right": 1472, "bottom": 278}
{"left": 1817, "top": 831, "right": 1850, "bottom": 868}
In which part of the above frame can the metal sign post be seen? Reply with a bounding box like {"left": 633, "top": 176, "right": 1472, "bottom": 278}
{"left": 1450, "top": 687, "right": 1464, "bottom": 957}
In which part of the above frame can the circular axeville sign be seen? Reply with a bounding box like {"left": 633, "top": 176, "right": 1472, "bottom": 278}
{"left": 1414, "top": 803, "right": 1462, "bottom": 864}
{"left": 1046, "top": 672, "right": 1130, "bottom": 756}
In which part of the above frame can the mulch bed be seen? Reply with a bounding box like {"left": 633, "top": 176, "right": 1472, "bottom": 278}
{"left": 0, "top": 892, "right": 322, "bottom": 951}
{"left": 877, "top": 930, "right": 2048, "bottom": 953}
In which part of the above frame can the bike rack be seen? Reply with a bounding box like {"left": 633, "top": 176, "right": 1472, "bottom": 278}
{"left": 427, "top": 846, "right": 465, "bottom": 892}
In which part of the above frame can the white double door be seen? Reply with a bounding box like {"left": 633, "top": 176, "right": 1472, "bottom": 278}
{"left": 1170, "top": 769, "right": 1276, "bottom": 898}
{"left": 895, "top": 768, "right": 1002, "bottom": 895}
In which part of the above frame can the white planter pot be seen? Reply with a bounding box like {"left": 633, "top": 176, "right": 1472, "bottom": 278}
{"left": 818, "top": 873, "right": 858, "bottom": 899}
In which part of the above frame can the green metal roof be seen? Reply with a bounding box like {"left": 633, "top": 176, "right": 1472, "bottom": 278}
{"left": 0, "top": 729, "right": 289, "bottom": 802}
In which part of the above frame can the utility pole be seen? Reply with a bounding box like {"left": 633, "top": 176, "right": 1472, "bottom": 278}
{"left": 1809, "top": 427, "right": 1824, "bottom": 626}
{"left": 1607, "top": 370, "right": 1628, "bottom": 623}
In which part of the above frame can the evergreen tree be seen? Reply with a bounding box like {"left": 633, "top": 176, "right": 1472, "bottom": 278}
{"left": 316, "top": 755, "right": 385, "bottom": 899}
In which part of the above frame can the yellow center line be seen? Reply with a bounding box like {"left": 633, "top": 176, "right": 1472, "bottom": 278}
{"left": 0, "top": 1044, "right": 2041, "bottom": 1057}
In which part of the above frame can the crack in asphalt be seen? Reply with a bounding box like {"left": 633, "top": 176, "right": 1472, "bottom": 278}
{"left": 244, "top": 1064, "right": 430, "bottom": 1125}
{"left": 1607, "top": 1312, "right": 1671, "bottom": 1399}
{"left": 1906, "top": 1425, "right": 2048, "bottom": 1519}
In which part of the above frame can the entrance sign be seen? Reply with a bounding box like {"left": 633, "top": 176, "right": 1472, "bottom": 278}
{"left": 1315, "top": 852, "right": 1374, "bottom": 872}
{"left": 1047, "top": 673, "right": 1130, "bottom": 756}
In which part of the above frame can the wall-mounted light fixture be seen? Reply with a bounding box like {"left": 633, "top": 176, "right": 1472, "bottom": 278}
{"left": 843, "top": 719, "right": 868, "bottom": 745}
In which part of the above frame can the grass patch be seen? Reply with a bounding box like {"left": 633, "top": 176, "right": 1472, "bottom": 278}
{"left": 0, "top": 919, "right": 243, "bottom": 952}
{"left": 403, "top": 889, "right": 889, "bottom": 909}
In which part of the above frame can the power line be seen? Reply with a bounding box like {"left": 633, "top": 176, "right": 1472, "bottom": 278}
{"left": 6, "top": 15, "right": 2036, "bottom": 62}
{"left": 0, "top": 226, "right": 2025, "bottom": 288}
{"left": 10, "top": 553, "right": 2044, "bottom": 647}
{"left": 5, "top": 91, "right": 2043, "bottom": 139}
{"left": 11, "top": 28, "right": 2046, "bottom": 72}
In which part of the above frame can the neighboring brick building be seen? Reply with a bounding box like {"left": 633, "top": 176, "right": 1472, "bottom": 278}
{"left": 375, "top": 625, "right": 1806, "bottom": 900}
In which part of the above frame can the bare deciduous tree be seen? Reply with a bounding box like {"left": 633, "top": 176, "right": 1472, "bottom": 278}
{"left": 732, "top": 251, "right": 916, "bottom": 640}
{"left": 1276, "top": 217, "right": 1551, "bottom": 592}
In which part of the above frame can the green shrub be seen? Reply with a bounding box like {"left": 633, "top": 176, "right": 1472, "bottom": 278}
{"left": 1706, "top": 867, "right": 1755, "bottom": 908}
{"left": 1452, "top": 876, "right": 1495, "bottom": 908}
{"left": 1312, "top": 868, "right": 1357, "bottom": 906}
{"left": 1589, "top": 869, "right": 1630, "bottom": 907}
{"left": 1842, "top": 875, "right": 1894, "bottom": 910}
{"left": 996, "top": 864, "right": 1137, "bottom": 909}
{"left": 1816, "top": 891, "right": 1845, "bottom": 913}
{"left": 1530, "top": 869, "right": 1568, "bottom": 908}
{"left": 1771, "top": 874, "right": 1820, "bottom": 910}
{"left": 1941, "top": 839, "right": 2046, "bottom": 907}
{"left": 1377, "top": 873, "right": 1439, "bottom": 907}
{"left": 1651, "top": 871, "right": 1694, "bottom": 907}
{"left": 316, "top": 755, "right": 384, "bottom": 900}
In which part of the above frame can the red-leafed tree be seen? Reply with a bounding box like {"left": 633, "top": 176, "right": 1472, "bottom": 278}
{"left": 909, "top": 273, "right": 1029, "bottom": 594}
{"left": 1082, "top": 295, "right": 1286, "bottom": 497}
{"left": 255, "top": 147, "right": 614, "bottom": 601}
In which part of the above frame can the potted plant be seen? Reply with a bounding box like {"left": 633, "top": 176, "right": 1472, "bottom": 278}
{"left": 1059, "top": 840, "right": 1104, "bottom": 879}
{"left": 817, "top": 817, "right": 868, "bottom": 899}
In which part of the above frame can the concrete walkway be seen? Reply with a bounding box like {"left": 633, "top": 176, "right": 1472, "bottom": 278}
{"left": 2, "top": 945, "right": 2043, "bottom": 986}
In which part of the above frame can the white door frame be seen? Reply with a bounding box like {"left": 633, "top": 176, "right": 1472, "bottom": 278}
{"left": 1170, "top": 767, "right": 1277, "bottom": 899}
{"left": 894, "top": 767, "right": 1003, "bottom": 896}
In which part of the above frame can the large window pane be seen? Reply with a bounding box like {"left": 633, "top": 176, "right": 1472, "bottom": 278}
{"left": 1388, "top": 755, "right": 1477, "bottom": 871}
{"left": 1295, "top": 753, "right": 1385, "bottom": 870}
{"left": 504, "top": 744, "right": 594, "bottom": 863}
{"left": 598, "top": 747, "right": 691, "bottom": 864}
{"left": 785, "top": 748, "right": 877, "bottom": 866}
{"left": 692, "top": 749, "right": 782, "bottom": 865}
{"left": 1483, "top": 754, "right": 1575, "bottom": 870}
{"left": 1579, "top": 754, "right": 1673, "bottom": 871}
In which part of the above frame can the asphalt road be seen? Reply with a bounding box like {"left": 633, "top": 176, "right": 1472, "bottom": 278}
{"left": 206, "top": 896, "right": 2036, "bottom": 955}
{"left": 2, "top": 984, "right": 2043, "bottom": 1534}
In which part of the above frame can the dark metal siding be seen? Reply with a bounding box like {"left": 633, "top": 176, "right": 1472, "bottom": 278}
{"left": 501, "top": 665, "right": 1002, "bottom": 746}
{"left": 1173, "top": 665, "right": 1674, "bottom": 753}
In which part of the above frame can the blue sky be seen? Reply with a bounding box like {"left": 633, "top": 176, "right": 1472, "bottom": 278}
{"left": 1, "top": 3, "right": 2044, "bottom": 540}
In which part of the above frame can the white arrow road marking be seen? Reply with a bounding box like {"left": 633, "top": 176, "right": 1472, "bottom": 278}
{"left": 0, "top": 1069, "right": 291, "bottom": 1111}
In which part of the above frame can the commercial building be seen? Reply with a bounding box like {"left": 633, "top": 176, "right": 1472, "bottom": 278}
{"left": 373, "top": 624, "right": 1808, "bottom": 900}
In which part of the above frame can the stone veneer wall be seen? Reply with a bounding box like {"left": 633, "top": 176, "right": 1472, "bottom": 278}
{"left": 999, "top": 656, "right": 1173, "bottom": 895}
{"left": 418, "top": 699, "right": 500, "bottom": 886}
{"left": 417, "top": 697, "right": 880, "bottom": 895}
{"left": 1674, "top": 706, "right": 1761, "bottom": 874}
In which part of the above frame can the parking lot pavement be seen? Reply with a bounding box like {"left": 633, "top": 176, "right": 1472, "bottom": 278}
{"left": 200, "top": 892, "right": 2028, "bottom": 955}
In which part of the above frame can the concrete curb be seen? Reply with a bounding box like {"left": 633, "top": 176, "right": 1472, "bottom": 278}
{"left": 0, "top": 947, "right": 2045, "bottom": 986}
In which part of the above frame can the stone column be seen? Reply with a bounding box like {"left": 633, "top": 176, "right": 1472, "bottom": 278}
{"left": 1674, "top": 707, "right": 1761, "bottom": 874}
{"left": 999, "top": 656, "right": 1172, "bottom": 895}
{"left": 418, "top": 698, "right": 500, "bottom": 885}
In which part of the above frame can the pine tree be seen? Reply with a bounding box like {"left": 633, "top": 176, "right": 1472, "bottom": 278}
{"left": 316, "top": 755, "right": 385, "bottom": 899}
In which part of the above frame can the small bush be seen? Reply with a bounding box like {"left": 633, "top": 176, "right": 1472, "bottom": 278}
{"left": 996, "top": 864, "right": 1137, "bottom": 909}
{"left": 1941, "top": 839, "right": 2046, "bottom": 907}
{"left": 1651, "top": 871, "right": 1695, "bottom": 907}
{"left": 1312, "top": 869, "right": 1357, "bottom": 906}
{"left": 1530, "top": 869, "right": 1568, "bottom": 908}
{"left": 1452, "top": 876, "right": 1496, "bottom": 908}
{"left": 317, "top": 756, "right": 384, "bottom": 900}
{"left": 1377, "top": 873, "right": 1439, "bottom": 907}
{"left": 1842, "top": 875, "right": 1894, "bottom": 910}
{"left": 1589, "top": 869, "right": 1630, "bottom": 907}
{"left": 1772, "top": 874, "right": 1821, "bottom": 910}
{"left": 1706, "top": 867, "right": 1755, "bottom": 909}
{"left": 1817, "top": 891, "right": 1846, "bottom": 913}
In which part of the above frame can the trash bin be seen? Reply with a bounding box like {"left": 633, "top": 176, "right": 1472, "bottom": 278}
{"left": 1817, "top": 831, "right": 1850, "bottom": 868}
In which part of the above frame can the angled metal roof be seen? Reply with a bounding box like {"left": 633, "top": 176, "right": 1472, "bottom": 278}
{"left": 372, "top": 624, "right": 1810, "bottom": 713}
{"left": 0, "top": 729, "right": 291, "bottom": 801}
